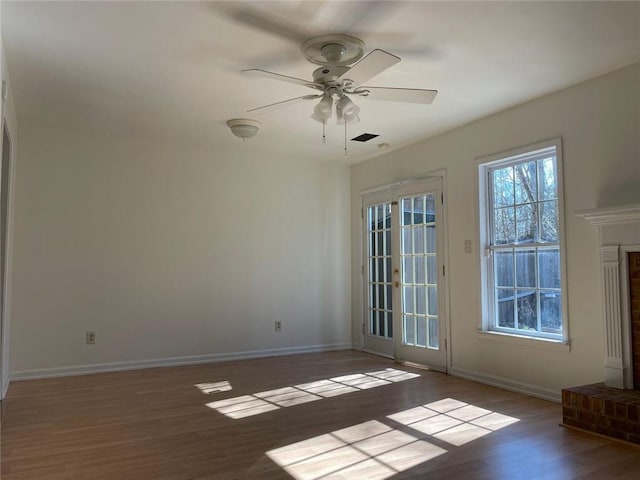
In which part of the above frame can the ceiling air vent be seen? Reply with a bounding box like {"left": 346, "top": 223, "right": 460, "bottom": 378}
{"left": 351, "top": 133, "right": 379, "bottom": 142}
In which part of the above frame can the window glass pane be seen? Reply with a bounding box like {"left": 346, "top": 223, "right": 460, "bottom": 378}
{"left": 370, "top": 284, "right": 376, "bottom": 308}
{"left": 417, "top": 317, "right": 427, "bottom": 347}
{"left": 404, "top": 315, "right": 415, "bottom": 345}
{"left": 495, "top": 251, "right": 514, "bottom": 287}
{"left": 538, "top": 157, "right": 557, "bottom": 201}
{"left": 517, "top": 291, "right": 537, "bottom": 331}
{"left": 492, "top": 166, "right": 514, "bottom": 207}
{"left": 428, "top": 286, "right": 438, "bottom": 315}
{"left": 386, "top": 285, "right": 392, "bottom": 310}
{"left": 541, "top": 292, "right": 562, "bottom": 334}
{"left": 403, "top": 257, "right": 413, "bottom": 284}
{"left": 540, "top": 201, "right": 558, "bottom": 242}
{"left": 414, "top": 227, "right": 425, "bottom": 254}
{"left": 515, "top": 249, "right": 536, "bottom": 288}
{"left": 416, "top": 286, "right": 426, "bottom": 314}
{"left": 494, "top": 207, "right": 515, "bottom": 244}
{"left": 514, "top": 161, "right": 537, "bottom": 204}
{"left": 516, "top": 204, "right": 537, "bottom": 243}
{"left": 539, "top": 248, "right": 560, "bottom": 289}
{"left": 497, "top": 289, "right": 515, "bottom": 328}
{"left": 428, "top": 317, "right": 439, "bottom": 349}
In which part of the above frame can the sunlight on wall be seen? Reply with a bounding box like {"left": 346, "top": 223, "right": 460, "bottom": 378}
{"left": 267, "top": 420, "right": 446, "bottom": 480}
{"left": 266, "top": 398, "right": 520, "bottom": 479}
{"left": 194, "top": 381, "right": 232, "bottom": 394}
{"left": 205, "top": 368, "right": 420, "bottom": 419}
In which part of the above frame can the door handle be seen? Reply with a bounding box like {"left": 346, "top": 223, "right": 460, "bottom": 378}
{"left": 394, "top": 281, "right": 400, "bottom": 288}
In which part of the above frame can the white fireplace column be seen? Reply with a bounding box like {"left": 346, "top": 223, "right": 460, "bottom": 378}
{"left": 577, "top": 204, "right": 640, "bottom": 389}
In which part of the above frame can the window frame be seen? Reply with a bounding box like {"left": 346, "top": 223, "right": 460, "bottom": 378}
{"left": 477, "top": 138, "right": 569, "bottom": 344}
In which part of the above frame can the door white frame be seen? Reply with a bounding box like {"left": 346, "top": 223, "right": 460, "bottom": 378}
{"left": 359, "top": 171, "right": 451, "bottom": 372}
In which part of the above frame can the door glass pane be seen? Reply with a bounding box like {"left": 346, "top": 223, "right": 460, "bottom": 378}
{"left": 428, "top": 317, "right": 439, "bottom": 349}
{"left": 417, "top": 317, "right": 427, "bottom": 346}
{"left": 366, "top": 202, "right": 393, "bottom": 339}
{"left": 404, "top": 315, "right": 416, "bottom": 345}
{"left": 400, "top": 193, "right": 439, "bottom": 350}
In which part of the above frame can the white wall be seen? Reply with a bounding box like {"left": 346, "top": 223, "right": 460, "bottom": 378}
{"left": 351, "top": 63, "right": 640, "bottom": 401}
{"left": 0, "top": 35, "right": 19, "bottom": 397}
{"left": 9, "top": 126, "right": 351, "bottom": 377}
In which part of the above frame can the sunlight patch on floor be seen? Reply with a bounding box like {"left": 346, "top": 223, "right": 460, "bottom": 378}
{"left": 206, "top": 368, "right": 420, "bottom": 419}
{"left": 194, "top": 381, "right": 232, "bottom": 394}
{"left": 266, "top": 420, "right": 446, "bottom": 480}
{"left": 388, "top": 398, "right": 520, "bottom": 446}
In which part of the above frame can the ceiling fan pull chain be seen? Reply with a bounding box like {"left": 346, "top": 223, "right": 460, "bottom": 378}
{"left": 322, "top": 119, "right": 326, "bottom": 144}
{"left": 344, "top": 121, "right": 348, "bottom": 157}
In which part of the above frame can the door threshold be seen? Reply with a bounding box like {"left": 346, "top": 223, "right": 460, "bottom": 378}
{"left": 396, "top": 360, "right": 447, "bottom": 374}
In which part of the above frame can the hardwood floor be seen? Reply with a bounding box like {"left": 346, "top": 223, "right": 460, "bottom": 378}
{"left": 2, "top": 351, "right": 639, "bottom": 479}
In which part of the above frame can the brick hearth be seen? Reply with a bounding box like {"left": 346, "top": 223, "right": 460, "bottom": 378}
{"left": 562, "top": 383, "right": 640, "bottom": 444}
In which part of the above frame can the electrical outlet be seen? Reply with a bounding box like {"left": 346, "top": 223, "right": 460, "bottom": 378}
{"left": 275, "top": 320, "right": 282, "bottom": 332}
{"left": 86, "top": 331, "right": 96, "bottom": 345}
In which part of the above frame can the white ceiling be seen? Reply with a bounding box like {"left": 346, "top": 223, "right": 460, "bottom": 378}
{"left": 2, "top": 1, "right": 639, "bottom": 164}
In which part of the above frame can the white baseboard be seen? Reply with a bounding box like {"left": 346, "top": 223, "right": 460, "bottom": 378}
{"left": 449, "top": 366, "right": 561, "bottom": 403}
{"left": 10, "top": 343, "right": 353, "bottom": 381}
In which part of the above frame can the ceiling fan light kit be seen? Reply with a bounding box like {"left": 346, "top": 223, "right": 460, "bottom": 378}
{"left": 226, "top": 118, "right": 260, "bottom": 139}
{"left": 242, "top": 34, "right": 438, "bottom": 154}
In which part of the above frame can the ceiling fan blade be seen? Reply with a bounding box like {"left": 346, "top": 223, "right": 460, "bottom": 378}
{"left": 212, "top": 3, "right": 313, "bottom": 44}
{"left": 242, "top": 69, "right": 322, "bottom": 90}
{"left": 357, "top": 87, "right": 438, "bottom": 104}
{"left": 247, "top": 95, "right": 322, "bottom": 114}
{"left": 338, "top": 49, "right": 401, "bottom": 87}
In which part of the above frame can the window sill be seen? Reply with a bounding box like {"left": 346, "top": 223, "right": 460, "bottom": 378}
{"left": 477, "top": 330, "right": 571, "bottom": 352}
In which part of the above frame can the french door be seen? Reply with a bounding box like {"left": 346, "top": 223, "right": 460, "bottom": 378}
{"left": 363, "top": 178, "right": 447, "bottom": 371}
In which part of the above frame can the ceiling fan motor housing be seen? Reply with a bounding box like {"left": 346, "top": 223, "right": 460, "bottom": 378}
{"left": 312, "top": 65, "right": 350, "bottom": 87}
{"left": 302, "top": 34, "right": 366, "bottom": 66}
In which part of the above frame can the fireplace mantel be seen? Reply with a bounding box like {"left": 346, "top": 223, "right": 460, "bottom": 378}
{"left": 576, "top": 204, "right": 640, "bottom": 226}
{"left": 577, "top": 204, "right": 640, "bottom": 389}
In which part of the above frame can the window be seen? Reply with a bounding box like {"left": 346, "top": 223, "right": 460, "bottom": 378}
{"left": 479, "top": 140, "right": 566, "bottom": 341}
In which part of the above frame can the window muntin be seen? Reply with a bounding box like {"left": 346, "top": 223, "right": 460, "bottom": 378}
{"left": 482, "top": 144, "right": 564, "bottom": 340}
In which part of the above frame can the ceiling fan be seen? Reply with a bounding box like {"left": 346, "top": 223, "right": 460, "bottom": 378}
{"left": 242, "top": 34, "right": 438, "bottom": 127}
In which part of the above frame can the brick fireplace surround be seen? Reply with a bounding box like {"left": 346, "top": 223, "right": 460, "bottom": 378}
{"left": 564, "top": 205, "right": 640, "bottom": 444}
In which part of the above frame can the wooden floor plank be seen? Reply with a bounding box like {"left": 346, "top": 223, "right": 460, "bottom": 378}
{"left": 2, "top": 351, "right": 639, "bottom": 479}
